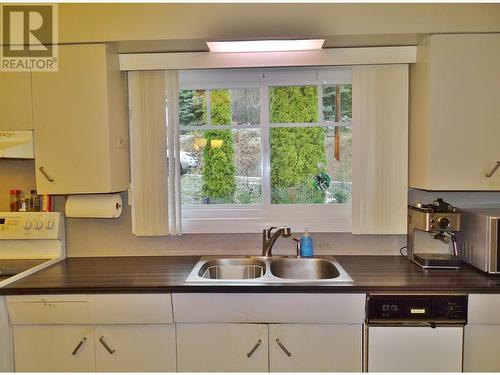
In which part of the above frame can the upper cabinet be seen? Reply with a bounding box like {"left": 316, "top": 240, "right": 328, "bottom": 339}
{"left": 0, "top": 72, "right": 33, "bottom": 131}
{"left": 409, "top": 34, "right": 500, "bottom": 191}
{"left": 32, "top": 44, "right": 129, "bottom": 194}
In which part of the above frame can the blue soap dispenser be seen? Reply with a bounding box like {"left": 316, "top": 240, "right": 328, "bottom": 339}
{"left": 300, "top": 227, "right": 314, "bottom": 257}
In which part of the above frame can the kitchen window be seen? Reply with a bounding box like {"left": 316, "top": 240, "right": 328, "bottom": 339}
{"left": 179, "top": 68, "right": 353, "bottom": 233}
{"left": 127, "top": 65, "right": 408, "bottom": 236}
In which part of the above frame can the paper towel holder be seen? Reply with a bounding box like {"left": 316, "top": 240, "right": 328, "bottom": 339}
{"left": 65, "top": 194, "right": 123, "bottom": 219}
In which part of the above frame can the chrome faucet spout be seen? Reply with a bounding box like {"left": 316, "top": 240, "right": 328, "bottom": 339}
{"left": 262, "top": 226, "right": 291, "bottom": 257}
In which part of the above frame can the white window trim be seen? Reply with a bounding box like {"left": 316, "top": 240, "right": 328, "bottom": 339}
{"left": 179, "top": 67, "right": 353, "bottom": 234}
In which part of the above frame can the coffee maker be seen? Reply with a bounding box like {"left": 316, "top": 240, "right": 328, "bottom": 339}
{"left": 407, "top": 198, "right": 462, "bottom": 269}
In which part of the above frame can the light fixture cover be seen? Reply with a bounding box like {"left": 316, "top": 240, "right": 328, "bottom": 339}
{"left": 206, "top": 39, "right": 325, "bottom": 53}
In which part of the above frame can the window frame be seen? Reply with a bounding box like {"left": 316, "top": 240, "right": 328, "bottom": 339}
{"left": 179, "top": 67, "right": 353, "bottom": 233}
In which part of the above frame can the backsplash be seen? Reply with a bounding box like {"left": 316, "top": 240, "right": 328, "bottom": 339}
{"left": 2, "top": 159, "right": 406, "bottom": 257}
{"left": 63, "top": 192, "right": 405, "bottom": 257}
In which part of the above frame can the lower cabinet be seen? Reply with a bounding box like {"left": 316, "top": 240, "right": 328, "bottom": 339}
{"left": 13, "top": 324, "right": 176, "bottom": 372}
{"left": 14, "top": 325, "right": 95, "bottom": 372}
{"left": 269, "top": 324, "right": 362, "bottom": 372}
{"left": 7, "top": 294, "right": 177, "bottom": 372}
{"left": 464, "top": 324, "right": 500, "bottom": 372}
{"left": 464, "top": 294, "right": 500, "bottom": 372}
{"left": 176, "top": 323, "right": 362, "bottom": 372}
{"left": 176, "top": 323, "right": 269, "bottom": 372}
{"left": 8, "top": 293, "right": 365, "bottom": 372}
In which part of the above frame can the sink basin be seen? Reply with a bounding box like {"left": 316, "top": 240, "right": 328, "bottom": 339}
{"left": 185, "top": 256, "right": 353, "bottom": 284}
{"left": 198, "top": 258, "right": 265, "bottom": 280}
{"left": 270, "top": 258, "right": 340, "bottom": 280}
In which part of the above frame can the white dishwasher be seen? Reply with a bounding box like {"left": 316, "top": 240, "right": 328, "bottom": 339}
{"left": 364, "top": 294, "right": 467, "bottom": 372}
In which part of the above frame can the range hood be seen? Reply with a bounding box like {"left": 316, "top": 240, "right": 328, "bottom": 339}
{"left": 0, "top": 131, "right": 34, "bottom": 159}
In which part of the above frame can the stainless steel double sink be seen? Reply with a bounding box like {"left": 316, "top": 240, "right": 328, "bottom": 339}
{"left": 185, "top": 256, "right": 353, "bottom": 284}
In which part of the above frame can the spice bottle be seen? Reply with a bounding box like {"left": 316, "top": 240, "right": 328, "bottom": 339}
{"left": 9, "top": 189, "right": 21, "bottom": 212}
{"left": 30, "top": 190, "right": 41, "bottom": 212}
{"left": 41, "top": 195, "right": 53, "bottom": 212}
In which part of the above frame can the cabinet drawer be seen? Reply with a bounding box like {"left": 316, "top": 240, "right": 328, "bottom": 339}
{"left": 7, "top": 295, "right": 89, "bottom": 324}
{"left": 173, "top": 293, "right": 365, "bottom": 323}
{"left": 88, "top": 294, "right": 173, "bottom": 324}
{"left": 468, "top": 294, "right": 500, "bottom": 324}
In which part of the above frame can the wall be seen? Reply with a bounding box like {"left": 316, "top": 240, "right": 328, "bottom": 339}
{"left": 3, "top": 3, "right": 500, "bottom": 257}
{"left": 0, "top": 159, "right": 36, "bottom": 210}
{"left": 56, "top": 4, "right": 500, "bottom": 44}
{"left": 6, "top": 161, "right": 500, "bottom": 256}
{"left": 64, "top": 193, "right": 406, "bottom": 257}
{"left": 0, "top": 160, "right": 405, "bottom": 256}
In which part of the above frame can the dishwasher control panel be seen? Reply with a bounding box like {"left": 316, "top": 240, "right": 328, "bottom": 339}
{"left": 367, "top": 294, "right": 467, "bottom": 324}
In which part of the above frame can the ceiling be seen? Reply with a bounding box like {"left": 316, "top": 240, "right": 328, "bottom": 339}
{"left": 114, "top": 34, "right": 430, "bottom": 54}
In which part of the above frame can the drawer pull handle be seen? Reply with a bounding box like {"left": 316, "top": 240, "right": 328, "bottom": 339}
{"left": 39, "top": 166, "right": 54, "bottom": 182}
{"left": 276, "top": 338, "right": 292, "bottom": 357}
{"left": 99, "top": 336, "right": 116, "bottom": 354}
{"left": 72, "top": 337, "right": 87, "bottom": 356}
{"left": 246, "top": 339, "right": 261, "bottom": 358}
{"left": 485, "top": 161, "right": 500, "bottom": 177}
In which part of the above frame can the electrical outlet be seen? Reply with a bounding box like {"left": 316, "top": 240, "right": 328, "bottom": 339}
{"left": 117, "top": 137, "right": 127, "bottom": 150}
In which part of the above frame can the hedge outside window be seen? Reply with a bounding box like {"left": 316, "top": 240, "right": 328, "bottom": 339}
{"left": 179, "top": 78, "right": 352, "bottom": 207}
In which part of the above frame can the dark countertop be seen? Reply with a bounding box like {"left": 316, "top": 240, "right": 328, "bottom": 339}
{"left": 1, "top": 255, "right": 500, "bottom": 295}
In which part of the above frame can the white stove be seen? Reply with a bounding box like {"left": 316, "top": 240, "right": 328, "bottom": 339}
{"left": 0, "top": 211, "right": 65, "bottom": 371}
{"left": 0, "top": 211, "right": 65, "bottom": 287}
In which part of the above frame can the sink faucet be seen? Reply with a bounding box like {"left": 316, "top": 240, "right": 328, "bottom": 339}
{"left": 262, "top": 226, "right": 291, "bottom": 257}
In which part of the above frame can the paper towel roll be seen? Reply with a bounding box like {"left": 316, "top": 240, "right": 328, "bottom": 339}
{"left": 65, "top": 194, "right": 123, "bottom": 218}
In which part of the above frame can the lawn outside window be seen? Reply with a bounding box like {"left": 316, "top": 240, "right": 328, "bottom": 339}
{"left": 178, "top": 68, "right": 352, "bottom": 233}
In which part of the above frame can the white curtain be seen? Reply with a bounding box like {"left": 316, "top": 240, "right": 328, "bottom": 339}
{"left": 128, "top": 70, "right": 181, "bottom": 236}
{"left": 352, "top": 65, "right": 409, "bottom": 234}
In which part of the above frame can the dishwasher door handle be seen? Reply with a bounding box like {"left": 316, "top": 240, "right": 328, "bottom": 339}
{"left": 366, "top": 322, "right": 465, "bottom": 328}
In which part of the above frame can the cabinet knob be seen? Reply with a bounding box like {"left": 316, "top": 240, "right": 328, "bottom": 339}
{"left": 39, "top": 166, "right": 55, "bottom": 182}
{"left": 275, "top": 338, "right": 292, "bottom": 357}
{"left": 71, "top": 337, "right": 87, "bottom": 356}
{"left": 485, "top": 161, "right": 500, "bottom": 178}
{"left": 99, "top": 336, "right": 116, "bottom": 354}
{"left": 34, "top": 220, "right": 43, "bottom": 230}
{"left": 246, "top": 339, "right": 262, "bottom": 358}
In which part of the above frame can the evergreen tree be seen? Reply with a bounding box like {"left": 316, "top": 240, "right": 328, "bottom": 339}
{"left": 202, "top": 89, "right": 236, "bottom": 202}
{"left": 179, "top": 90, "right": 205, "bottom": 126}
{"left": 269, "top": 86, "right": 327, "bottom": 203}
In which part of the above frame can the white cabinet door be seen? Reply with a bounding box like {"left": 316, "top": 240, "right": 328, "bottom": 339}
{"left": 269, "top": 324, "right": 362, "bottom": 372}
{"left": 464, "top": 325, "right": 500, "bottom": 372}
{"left": 32, "top": 43, "right": 129, "bottom": 194}
{"left": 13, "top": 325, "right": 95, "bottom": 372}
{"left": 0, "top": 72, "right": 33, "bottom": 130}
{"left": 410, "top": 34, "right": 500, "bottom": 190}
{"left": 95, "top": 325, "right": 176, "bottom": 372}
{"left": 367, "top": 326, "right": 463, "bottom": 372}
{"left": 176, "top": 323, "right": 268, "bottom": 372}
{"left": 465, "top": 294, "right": 500, "bottom": 371}
{"left": 0, "top": 298, "right": 13, "bottom": 372}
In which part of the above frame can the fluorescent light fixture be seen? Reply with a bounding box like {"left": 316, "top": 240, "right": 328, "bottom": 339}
{"left": 207, "top": 39, "right": 325, "bottom": 53}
